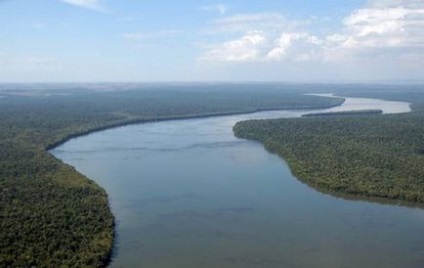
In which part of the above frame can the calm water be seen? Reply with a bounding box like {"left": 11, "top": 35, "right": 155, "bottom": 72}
{"left": 52, "top": 96, "right": 423, "bottom": 268}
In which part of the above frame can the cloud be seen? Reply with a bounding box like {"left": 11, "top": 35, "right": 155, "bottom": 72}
{"left": 200, "top": 31, "right": 267, "bottom": 62}
{"left": 368, "top": 0, "right": 424, "bottom": 9}
{"left": 61, "top": 0, "right": 106, "bottom": 12}
{"left": 200, "top": 29, "right": 322, "bottom": 62}
{"left": 200, "top": 4, "right": 228, "bottom": 15}
{"left": 340, "top": 6, "right": 424, "bottom": 49}
{"left": 323, "top": 0, "right": 424, "bottom": 62}
{"left": 200, "top": 0, "right": 424, "bottom": 67}
{"left": 267, "top": 33, "right": 322, "bottom": 61}
{"left": 200, "top": 12, "right": 319, "bottom": 62}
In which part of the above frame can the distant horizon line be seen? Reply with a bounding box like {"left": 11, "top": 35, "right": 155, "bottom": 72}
{"left": 1, "top": 80, "right": 424, "bottom": 85}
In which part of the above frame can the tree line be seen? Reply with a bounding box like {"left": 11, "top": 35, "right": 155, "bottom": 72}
{"left": 0, "top": 84, "right": 343, "bottom": 267}
{"left": 234, "top": 91, "right": 424, "bottom": 203}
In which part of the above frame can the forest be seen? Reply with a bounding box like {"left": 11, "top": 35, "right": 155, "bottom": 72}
{"left": 234, "top": 89, "right": 424, "bottom": 204}
{"left": 302, "top": 109, "right": 383, "bottom": 117}
{"left": 0, "top": 83, "right": 343, "bottom": 267}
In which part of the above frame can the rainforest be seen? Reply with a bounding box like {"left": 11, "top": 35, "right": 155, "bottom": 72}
{"left": 1, "top": 83, "right": 424, "bottom": 267}
{"left": 0, "top": 84, "right": 343, "bottom": 267}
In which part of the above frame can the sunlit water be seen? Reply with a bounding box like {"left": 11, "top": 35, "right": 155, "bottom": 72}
{"left": 52, "top": 96, "right": 423, "bottom": 268}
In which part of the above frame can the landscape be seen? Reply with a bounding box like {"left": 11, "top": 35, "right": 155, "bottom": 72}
{"left": 1, "top": 84, "right": 423, "bottom": 267}
{"left": 1, "top": 0, "right": 424, "bottom": 267}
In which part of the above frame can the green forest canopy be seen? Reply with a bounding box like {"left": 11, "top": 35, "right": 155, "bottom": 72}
{"left": 0, "top": 84, "right": 344, "bottom": 267}
{"left": 234, "top": 87, "right": 424, "bottom": 204}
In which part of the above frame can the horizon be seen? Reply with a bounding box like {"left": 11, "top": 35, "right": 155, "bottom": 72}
{"left": 1, "top": 80, "right": 424, "bottom": 85}
{"left": 1, "top": 81, "right": 424, "bottom": 86}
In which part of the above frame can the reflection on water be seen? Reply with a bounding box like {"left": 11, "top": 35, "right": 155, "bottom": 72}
{"left": 52, "top": 96, "right": 424, "bottom": 268}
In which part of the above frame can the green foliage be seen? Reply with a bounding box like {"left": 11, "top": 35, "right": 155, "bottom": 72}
{"left": 0, "top": 84, "right": 342, "bottom": 267}
{"left": 0, "top": 141, "right": 114, "bottom": 267}
{"left": 234, "top": 92, "right": 424, "bottom": 203}
{"left": 302, "top": 109, "right": 382, "bottom": 117}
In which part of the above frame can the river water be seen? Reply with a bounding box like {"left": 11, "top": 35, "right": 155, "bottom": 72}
{"left": 52, "top": 96, "right": 423, "bottom": 268}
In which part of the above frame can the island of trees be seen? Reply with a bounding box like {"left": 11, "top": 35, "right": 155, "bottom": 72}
{"left": 234, "top": 89, "right": 424, "bottom": 203}
{"left": 302, "top": 109, "right": 383, "bottom": 117}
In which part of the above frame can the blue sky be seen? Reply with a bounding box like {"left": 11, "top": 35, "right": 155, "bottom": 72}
{"left": 1, "top": 0, "right": 423, "bottom": 82}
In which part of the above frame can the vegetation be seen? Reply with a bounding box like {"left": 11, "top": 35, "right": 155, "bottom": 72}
{"left": 234, "top": 90, "right": 424, "bottom": 204}
{"left": 0, "top": 83, "right": 343, "bottom": 267}
{"left": 0, "top": 141, "right": 114, "bottom": 267}
{"left": 302, "top": 109, "right": 382, "bottom": 117}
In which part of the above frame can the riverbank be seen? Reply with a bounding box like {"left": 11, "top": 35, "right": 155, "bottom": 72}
{"left": 47, "top": 103, "right": 347, "bottom": 151}
{"left": 233, "top": 104, "right": 424, "bottom": 204}
{"left": 52, "top": 93, "right": 418, "bottom": 268}
{"left": 302, "top": 109, "right": 383, "bottom": 117}
{"left": 0, "top": 88, "right": 344, "bottom": 267}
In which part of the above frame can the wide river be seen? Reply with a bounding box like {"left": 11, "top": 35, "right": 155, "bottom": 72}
{"left": 52, "top": 96, "right": 423, "bottom": 268}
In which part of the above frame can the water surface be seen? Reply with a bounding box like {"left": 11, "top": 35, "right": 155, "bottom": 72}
{"left": 52, "top": 96, "right": 423, "bottom": 268}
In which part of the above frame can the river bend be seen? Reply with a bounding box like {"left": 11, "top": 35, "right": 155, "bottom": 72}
{"left": 52, "top": 96, "right": 421, "bottom": 268}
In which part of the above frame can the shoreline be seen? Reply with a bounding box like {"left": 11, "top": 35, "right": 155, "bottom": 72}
{"left": 49, "top": 93, "right": 415, "bottom": 267}
{"left": 48, "top": 99, "right": 345, "bottom": 267}
{"left": 233, "top": 96, "right": 418, "bottom": 209}
{"left": 258, "top": 140, "right": 424, "bottom": 208}
{"left": 46, "top": 101, "right": 345, "bottom": 151}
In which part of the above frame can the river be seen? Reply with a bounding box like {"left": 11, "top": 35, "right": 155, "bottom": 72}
{"left": 52, "top": 95, "right": 423, "bottom": 268}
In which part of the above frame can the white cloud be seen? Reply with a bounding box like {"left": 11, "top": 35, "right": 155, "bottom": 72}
{"left": 323, "top": 0, "right": 424, "bottom": 62}
{"left": 267, "top": 33, "right": 321, "bottom": 61}
{"left": 200, "top": 0, "right": 424, "bottom": 67}
{"left": 200, "top": 0, "right": 424, "bottom": 74}
{"left": 200, "top": 29, "right": 323, "bottom": 62}
{"left": 200, "top": 30, "right": 267, "bottom": 62}
{"left": 200, "top": 11, "right": 321, "bottom": 63}
{"left": 200, "top": 12, "right": 317, "bottom": 62}
{"left": 200, "top": 4, "right": 228, "bottom": 15}
{"left": 61, "top": 0, "right": 106, "bottom": 12}
{"left": 340, "top": 7, "right": 424, "bottom": 49}
{"left": 368, "top": 0, "right": 424, "bottom": 9}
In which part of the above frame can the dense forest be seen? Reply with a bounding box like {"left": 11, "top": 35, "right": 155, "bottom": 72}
{"left": 0, "top": 84, "right": 343, "bottom": 267}
{"left": 302, "top": 109, "right": 383, "bottom": 117}
{"left": 234, "top": 89, "right": 424, "bottom": 204}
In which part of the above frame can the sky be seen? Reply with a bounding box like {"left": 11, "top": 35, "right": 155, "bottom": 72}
{"left": 1, "top": 0, "right": 424, "bottom": 83}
